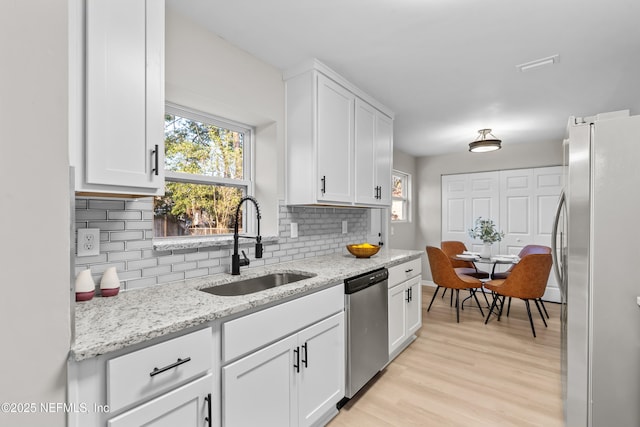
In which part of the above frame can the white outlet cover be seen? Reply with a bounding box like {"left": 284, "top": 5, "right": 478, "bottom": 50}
{"left": 342, "top": 220, "right": 348, "bottom": 234}
{"left": 290, "top": 222, "right": 298, "bottom": 239}
{"left": 77, "top": 228, "right": 100, "bottom": 257}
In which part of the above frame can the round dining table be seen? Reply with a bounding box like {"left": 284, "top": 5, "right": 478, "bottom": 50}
{"left": 451, "top": 254, "right": 520, "bottom": 311}
{"left": 452, "top": 254, "right": 519, "bottom": 279}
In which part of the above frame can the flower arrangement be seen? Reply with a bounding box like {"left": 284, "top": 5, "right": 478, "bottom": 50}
{"left": 468, "top": 217, "right": 504, "bottom": 243}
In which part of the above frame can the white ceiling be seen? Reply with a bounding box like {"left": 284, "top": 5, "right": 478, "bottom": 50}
{"left": 167, "top": 0, "right": 640, "bottom": 156}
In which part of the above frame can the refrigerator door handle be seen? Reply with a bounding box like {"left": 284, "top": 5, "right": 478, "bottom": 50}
{"left": 551, "top": 189, "right": 566, "bottom": 285}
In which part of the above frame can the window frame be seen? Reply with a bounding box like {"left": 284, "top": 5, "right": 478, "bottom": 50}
{"left": 391, "top": 169, "right": 411, "bottom": 223}
{"left": 158, "top": 102, "right": 256, "bottom": 237}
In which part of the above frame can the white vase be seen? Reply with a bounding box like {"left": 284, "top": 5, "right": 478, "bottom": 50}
{"left": 480, "top": 242, "right": 492, "bottom": 259}
{"left": 75, "top": 269, "right": 96, "bottom": 301}
{"left": 100, "top": 266, "right": 121, "bottom": 297}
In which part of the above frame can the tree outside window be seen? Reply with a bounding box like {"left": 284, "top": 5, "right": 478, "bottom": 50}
{"left": 391, "top": 170, "right": 410, "bottom": 222}
{"left": 154, "top": 105, "right": 252, "bottom": 237}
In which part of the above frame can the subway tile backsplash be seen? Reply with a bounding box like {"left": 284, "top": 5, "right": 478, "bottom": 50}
{"left": 75, "top": 198, "right": 369, "bottom": 291}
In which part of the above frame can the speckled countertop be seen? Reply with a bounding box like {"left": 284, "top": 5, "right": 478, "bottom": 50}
{"left": 72, "top": 249, "right": 423, "bottom": 361}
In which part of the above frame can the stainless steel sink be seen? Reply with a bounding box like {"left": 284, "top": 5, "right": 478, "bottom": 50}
{"left": 200, "top": 272, "right": 315, "bottom": 296}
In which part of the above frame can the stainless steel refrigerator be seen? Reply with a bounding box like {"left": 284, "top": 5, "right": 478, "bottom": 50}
{"left": 553, "top": 110, "right": 640, "bottom": 426}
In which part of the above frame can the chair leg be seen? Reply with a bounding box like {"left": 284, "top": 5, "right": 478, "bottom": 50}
{"left": 524, "top": 299, "right": 536, "bottom": 337}
{"left": 506, "top": 297, "right": 512, "bottom": 317}
{"left": 450, "top": 288, "right": 454, "bottom": 307}
{"left": 427, "top": 286, "right": 441, "bottom": 312}
{"left": 481, "top": 288, "right": 490, "bottom": 307}
{"left": 441, "top": 288, "right": 447, "bottom": 299}
{"left": 485, "top": 293, "right": 499, "bottom": 325}
{"left": 539, "top": 298, "right": 550, "bottom": 319}
{"left": 471, "top": 289, "right": 485, "bottom": 317}
{"left": 497, "top": 296, "right": 506, "bottom": 321}
{"left": 455, "top": 289, "right": 460, "bottom": 323}
{"left": 534, "top": 299, "right": 548, "bottom": 328}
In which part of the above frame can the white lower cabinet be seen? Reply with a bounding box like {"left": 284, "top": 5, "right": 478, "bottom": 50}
{"left": 388, "top": 262, "right": 422, "bottom": 359}
{"left": 107, "top": 374, "right": 212, "bottom": 427}
{"left": 68, "top": 327, "right": 216, "bottom": 427}
{"left": 222, "top": 312, "right": 345, "bottom": 427}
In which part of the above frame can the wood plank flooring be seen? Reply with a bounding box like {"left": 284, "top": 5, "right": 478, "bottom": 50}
{"left": 329, "top": 285, "right": 563, "bottom": 427}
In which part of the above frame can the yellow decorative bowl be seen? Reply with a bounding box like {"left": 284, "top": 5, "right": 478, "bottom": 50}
{"left": 346, "top": 243, "right": 380, "bottom": 258}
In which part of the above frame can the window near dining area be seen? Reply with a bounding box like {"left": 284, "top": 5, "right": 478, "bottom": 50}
{"left": 154, "top": 104, "right": 253, "bottom": 238}
{"left": 391, "top": 170, "right": 410, "bottom": 222}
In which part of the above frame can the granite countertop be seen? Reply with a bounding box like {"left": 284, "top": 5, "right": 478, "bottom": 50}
{"left": 71, "top": 249, "right": 423, "bottom": 361}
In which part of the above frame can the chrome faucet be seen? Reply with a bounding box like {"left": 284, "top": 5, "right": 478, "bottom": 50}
{"left": 231, "top": 196, "right": 263, "bottom": 275}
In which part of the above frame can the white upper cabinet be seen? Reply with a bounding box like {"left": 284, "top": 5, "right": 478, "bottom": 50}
{"left": 73, "top": 0, "right": 165, "bottom": 196}
{"left": 355, "top": 100, "right": 393, "bottom": 206}
{"left": 285, "top": 59, "right": 393, "bottom": 207}
{"left": 316, "top": 75, "right": 355, "bottom": 204}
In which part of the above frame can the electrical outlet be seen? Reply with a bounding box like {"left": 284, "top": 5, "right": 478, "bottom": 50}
{"left": 77, "top": 228, "right": 100, "bottom": 257}
{"left": 342, "top": 220, "right": 348, "bottom": 234}
{"left": 290, "top": 222, "right": 298, "bottom": 239}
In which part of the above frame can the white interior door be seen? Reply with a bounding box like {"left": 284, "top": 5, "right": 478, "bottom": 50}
{"left": 442, "top": 167, "right": 563, "bottom": 302}
{"left": 499, "top": 168, "right": 534, "bottom": 255}
{"left": 533, "top": 166, "right": 564, "bottom": 301}
{"left": 441, "top": 172, "right": 499, "bottom": 253}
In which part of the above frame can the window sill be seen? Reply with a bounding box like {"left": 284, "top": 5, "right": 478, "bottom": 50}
{"left": 153, "top": 235, "right": 279, "bottom": 251}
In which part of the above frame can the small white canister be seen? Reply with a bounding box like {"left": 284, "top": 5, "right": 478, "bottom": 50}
{"left": 100, "top": 266, "right": 121, "bottom": 297}
{"left": 75, "top": 269, "right": 96, "bottom": 301}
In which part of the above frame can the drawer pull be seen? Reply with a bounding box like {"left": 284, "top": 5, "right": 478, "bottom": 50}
{"left": 149, "top": 357, "right": 191, "bottom": 377}
{"left": 405, "top": 268, "right": 413, "bottom": 273}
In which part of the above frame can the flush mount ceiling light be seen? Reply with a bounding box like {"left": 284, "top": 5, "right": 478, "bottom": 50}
{"left": 469, "top": 129, "right": 502, "bottom": 153}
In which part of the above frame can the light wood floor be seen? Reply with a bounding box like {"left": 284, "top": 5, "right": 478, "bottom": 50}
{"left": 329, "top": 285, "right": 563, "bottom": 427}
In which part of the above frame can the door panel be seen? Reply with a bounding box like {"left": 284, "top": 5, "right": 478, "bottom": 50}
{"left": 223, "top": 335, "right": 297, "bottom": 427}
{"left": 298, "top": 313, "right": 345, "bottom": 427}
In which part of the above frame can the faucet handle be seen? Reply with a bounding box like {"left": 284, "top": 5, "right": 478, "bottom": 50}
{"left": 240, "top": 250, "right": 250, "bottom": 267}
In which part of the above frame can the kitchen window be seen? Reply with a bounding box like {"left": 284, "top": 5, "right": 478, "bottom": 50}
{"left": 391, "top": 170, "right": 410, "bottom": 222}
{"left": 154, "top": 104, "right": 253, "bottom": 238}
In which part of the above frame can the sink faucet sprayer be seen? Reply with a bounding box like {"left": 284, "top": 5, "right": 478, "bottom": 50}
{"left": 231, "top": 196, "right": 263, "bottom": 275}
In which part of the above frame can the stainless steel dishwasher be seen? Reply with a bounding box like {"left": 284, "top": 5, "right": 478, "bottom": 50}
{"left": 341, "top": 267, "right": 389, "bottom": 405}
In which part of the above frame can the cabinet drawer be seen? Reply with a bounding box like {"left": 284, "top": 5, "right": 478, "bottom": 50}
{"left": 222, "top": 284, "right": 343, "bottom": 363}
{"left": 107, "top": 327, "right": 212, "bottom": 412}
{"left": 388, "top": 258, "right": 421, "bottom": 288}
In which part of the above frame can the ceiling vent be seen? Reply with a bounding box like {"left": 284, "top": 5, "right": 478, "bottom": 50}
{"left": 516, "top": 54, "right": 560, "bottom": 72}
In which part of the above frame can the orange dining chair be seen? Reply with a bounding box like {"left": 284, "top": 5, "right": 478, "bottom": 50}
{"left": 491, "top": 245, "right": 552, "bottom": 318}
{"left": 426, "top": 246, "right": 485, "bottom": 323}
{"left": 441, "top": 241, "right": 490, "bottom": 280}
{"left": 483, "top": 253, "right": 553, "bottom": 337}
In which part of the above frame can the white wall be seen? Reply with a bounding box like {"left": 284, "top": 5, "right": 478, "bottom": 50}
{"left": 0, "top": 1, "right": 71, "bottom": 426}
{"left": 165, "top": 8, "right": 284, "bottom": 236}
{"left": 417, "top": 140, "right": 563, "bottom": 279}
{"left": 389, "top": 148, "right": 418, "bottom": 250}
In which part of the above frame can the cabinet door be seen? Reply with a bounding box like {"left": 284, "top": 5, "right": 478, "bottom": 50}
{"left": 405, "top": 277, "right": 423, "bottom": 336}
{"left": 298, "top": 312, "right": 345, "bottom": 427}
{"left": 374, "top": 112, "right": 393, "bottom": 205}
{"left": 355, "top": 100, "right": 393, "bottom": 206}
{"left": 107, "top": 374, "right": 211, "bottom": 427}
{"left": 355, "top": 99, "right": 377, "bottom": 204}
{"left": 316, "top": 75, "right": 354, "bottom": 203}
{"left": 222, "top": 334, "right": 298, "bottom": 427}
{"left": 388, "top": 283, "right": 408, "bottom": 355}
{"left": 85, "top": 0, "right": 164, "bottom": 192}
